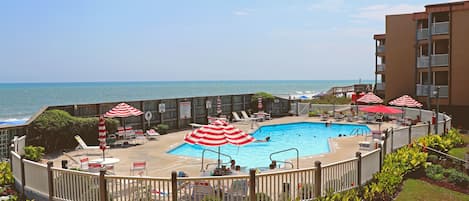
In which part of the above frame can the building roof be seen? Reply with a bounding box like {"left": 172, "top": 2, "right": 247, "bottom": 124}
{"left": 373, "top": 34, "right": 385, "bottom": 40}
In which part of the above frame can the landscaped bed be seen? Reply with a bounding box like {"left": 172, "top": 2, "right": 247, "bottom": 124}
{"left": 395, "top": 179, "right": 469, "bottom": 201}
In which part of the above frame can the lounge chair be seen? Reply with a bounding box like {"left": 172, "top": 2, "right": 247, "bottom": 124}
{"left": 320, "top": 114, "right": 329, "bottom": 121}
{"left": 146, "top": 129, "right": 160, "bottom": 140}
{"left": 189, "top": 123, "right": 204, "bottom": 129}
{"left": 80, "top": 157, "right": 90, "bottom": 170}
{"left": 134, "top": 130, "right": 146, "bottom": 144}
{"left": 130, "top": 161, "right": 147, "bottom": 176}
{"left": 241, "top": 111, "right": 260, "bottom": 121}
{"left": 232, "top": 112, "right": 250, "bottom": 123}
{"left": 75, "top": 135, "right": 101, "bottom": 150}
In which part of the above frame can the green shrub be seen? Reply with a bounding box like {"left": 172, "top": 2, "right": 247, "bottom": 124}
{"left": 0, "top": 162, "right": 14, "bottom": 185}
{"left": 29, "top": 110, "right": 119, "bottom": 152}
{"left": 23, "top": 145, "right": 45, "bottom": 162}
{"left": 446, "top": 169, "right": 469, "bottom": 186}
{"left": 156, "top": 124, "right": 169, "bottom": 134}
{"left": 446, "top": 129, "right": 464, "bottom": 147}
{"left": 310, "top": 95, "right": 351, "bottom": 105}
{"left": 427, "top": 154, "right": 439, "bottom": 163}
{"left": 314, "top": 188, "right": 360, "bottom": 201}
{"left": 425, "top": 164, "right": 445, "bottom": 181}
{"left": 308, "top": 111, "right": 321, "bottom": 117}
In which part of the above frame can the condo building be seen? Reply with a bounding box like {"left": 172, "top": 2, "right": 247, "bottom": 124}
{"left": 373, "top": 1, "right": 469, "bottom": 128}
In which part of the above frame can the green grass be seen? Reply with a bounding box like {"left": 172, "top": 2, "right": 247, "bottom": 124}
{"left": 448, "top": 134, "right": 469, "bottom": 160}
{"left": 395, "top": 179, "right": 469, "bottom": 201}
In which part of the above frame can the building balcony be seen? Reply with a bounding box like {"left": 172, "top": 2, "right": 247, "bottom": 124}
{"left": 417, "top": 28, "right": 429, "bottom": 40}
{"left": 377, "top": 45, "right": 385, "bottom": 53}
{"left": 416, "top": 54, "right": 448, "bottom": 68}
{"left": 376, "top": 64, "right": 385, "bottom": 72}
{"left": 432, "top": 22, "right": 449, "bottom": 35}
{"left": 376, "top": 83, "right": 385, "bottom": 91}
{"left": 416, "top": 84, "right": 448, "bottom": 97}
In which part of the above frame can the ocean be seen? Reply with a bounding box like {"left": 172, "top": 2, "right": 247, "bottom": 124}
{"left": 0, "top": 80, "right": 369, "bottom": 124}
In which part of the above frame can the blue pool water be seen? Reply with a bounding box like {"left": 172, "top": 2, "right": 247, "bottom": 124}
{"left": 168, "top": 122, "right": 370, "bottom": 169}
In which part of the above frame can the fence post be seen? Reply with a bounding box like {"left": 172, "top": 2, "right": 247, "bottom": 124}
{"left": 171, "top": 171, "right": 178, "bottom": 201}
{"left": 427, "top": 121, "right": 431, "bottom": 135}
{"left": 47, "top": 161, "right": 54, "bottom": 200}
{"left": 99, "top": 169, "right": 107, "bottom": 201}
{"left": 443, "top": 117, "right": 447, "bottom": 136}
{"left": 356, "top": 152, "right": 362, "bottom": 187}
{"left": 314, "top": 161, "right": 322, "bottom": 198}
{"left": 378, "top": 144, "right": 383, "bottom": 171}
{"left": 382, "top": 129, "right": 388, "bottom": 155}
{"left": 20, "top": 155, "right": 25, "bottom": 200}
{"left": 391, "top": 128, "right": 394, "bottom": 152}
{"left": 249, "top": 169, "right": 256, "bottom": 201}
{"left": 408, "top": 125, "right": 412, "bottom": 144}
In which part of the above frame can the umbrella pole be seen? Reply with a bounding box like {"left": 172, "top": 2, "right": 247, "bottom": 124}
{"left": 217, "top": 147, "right": 221, "bottom": 169}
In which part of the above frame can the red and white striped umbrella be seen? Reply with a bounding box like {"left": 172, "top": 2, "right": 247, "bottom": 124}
{"left": 216, "top": 96, "right": 222, "bottom": 114}
{"left": 356, "top": 92, "right": 383, "bottom": 104}
{"left": 98, "top": 116, "right": 107, "bottom": 159}
{"left": 389, "top": 95, "right": 423, "bottom": 108}
{"left": 258, "top": 97, "right": 263, "bottom": 111}
{"left": 104, "top": 102, "right": 143, "bottom": 118}
{"left": 184, "top": 120, "right": 255, "bottom": 146}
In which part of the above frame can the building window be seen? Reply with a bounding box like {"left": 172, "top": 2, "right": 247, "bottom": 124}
{"left": 434, "top": 71, "right": 448, "bottom": 85}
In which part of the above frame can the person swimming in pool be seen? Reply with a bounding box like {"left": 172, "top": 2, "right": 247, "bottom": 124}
{"left": 255, "top": 136, "right": 270, "bottom": 142}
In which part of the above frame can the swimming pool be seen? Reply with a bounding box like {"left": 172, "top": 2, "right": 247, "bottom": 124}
{"left": 167, "top": 122, "right": 370, "bottom": 169}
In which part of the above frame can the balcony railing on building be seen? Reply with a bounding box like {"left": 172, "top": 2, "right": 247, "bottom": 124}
{"left": 376, "top": 64, "right": 385, "bottom": 72}
{"left": 417, "top": 54, "right": 448, "bottom": 68}
{"left": 416, "top": 84, "right": 448, "bottom": 97}
{"left": 375, "top": 83, "right": 385, "bottom": 91}
{"left": 377, "top": 45, "right": 385, "bottom": 53}
{"left": 417, "top": 28, "right": 429, "bottom": 40}
{"left": 432, "top": 22, "right": 449, "bottom": 35}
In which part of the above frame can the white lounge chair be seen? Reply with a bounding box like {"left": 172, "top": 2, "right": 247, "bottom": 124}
{"left": 189, "top": 123, "right": 204, "bottom": 129}
{"left": 146, "top": 129, "right": 160, "bottom": 140}
{"left": 232, "top": 112, "right": 249, "bottom": 123}
{"left": 75, "top": 135, "right": 101, "bottom": 150}
{"left": 241, "top": 111, "right": 260, "bottom": 121}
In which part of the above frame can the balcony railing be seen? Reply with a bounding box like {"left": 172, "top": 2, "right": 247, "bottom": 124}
{"left": 417, "top": 28, "right": 429, "bottom": 40}
{"left": 417, "top": 54, "right": 448, "bottom": 68}
{"left": 432, "top": 54, "right": 448, "bottom": 66}
{"left": 376, "top": 64, "right": 385, "bottom": 72}
{"left": 432, "top": 22, "right": 449, "bottom": 35}
{"left": 376, "top": 83, "right": 385, "bottom": 91}
{"left": 416, "top": 84, "right": 448, "bottom": 97}
{"left": 417, "top": 56, "right": 429, "bottom": 68}
{"left": 377, "top": 45, "right": 385, "bottom": 53}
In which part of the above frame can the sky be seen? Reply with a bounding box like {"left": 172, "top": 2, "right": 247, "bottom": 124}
{"left": 0, "top": 0, "right": 455, "bottom": 82}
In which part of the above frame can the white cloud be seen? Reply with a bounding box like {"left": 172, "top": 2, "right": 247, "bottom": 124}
{"left": 233, "top": 8, "right": 254, "bottom": 16}
{"left": 352, "top": 4, "right": 425, "bottom": 21}
{"left": 308, "top": 0, "right": 345, "bottom": 12}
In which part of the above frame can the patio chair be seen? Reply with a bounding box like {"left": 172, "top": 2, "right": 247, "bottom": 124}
{"left": 130, "top": 161, "right": 147, "bottom": 176}
{"left": 320, "top": 114, "right": 329, "bottom": 121}
{"left": 117, "top": 127, "right": 125, "bottom": 139}
{"left": 125, "top": 126, "right": 135, "bottom": 140}
{"left": 241, "top": 111, "right": 261, "bottom": 121}
{"left": 134, "top": 129, "right": 146, "bottom": 144}
{"left": 146, "top": 129, "right": 160, "bottom": 140}
{"left": 88, "top": 162, "right": 102, "bottom": 173}
{"left": 80, "top": 157, "right": 90, "bottom": 170}
{"left": 232, "top": 112, "right": 249, "bottom": 123}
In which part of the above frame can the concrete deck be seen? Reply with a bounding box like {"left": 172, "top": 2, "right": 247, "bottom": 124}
{"left": 48, "top": 116, "right": 397, "bottom": 177}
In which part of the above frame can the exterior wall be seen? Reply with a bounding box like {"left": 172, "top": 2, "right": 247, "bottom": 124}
{"left": 384, "top": 14, "right": 417, "bottom": 102}
{"left": 450, "top": 9, "right": 469, "bottom": 106}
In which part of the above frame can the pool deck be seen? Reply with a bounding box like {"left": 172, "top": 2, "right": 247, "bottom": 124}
{"left": 49, "top": 116, "right": 398, "bottom": 177}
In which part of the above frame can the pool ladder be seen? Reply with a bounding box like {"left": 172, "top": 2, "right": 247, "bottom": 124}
{"left": 201, "top": 149, "right": 233, "bottom": 171}
{"left": 269, "top": 148, "right": 299, "bottom": 169}
{"left": 349, "top": 128, "right": 368, "bottom": 136}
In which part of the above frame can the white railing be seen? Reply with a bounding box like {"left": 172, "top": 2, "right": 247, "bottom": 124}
{"left": 432, "top": 54, "right": 449, "bottom": 66}
{"left": 23, "top": 160, "right": 49, "bottom": 197}
{"left": 106, "top": 175, "right": 174, "bottom": 201}
{"left": 11, "top": 151, "right": 22, "bottom": 184}
{"left": 361, "top": 150, "right": 380, "bottom": 183}
{"left": 432, "top": 22, "right": 449, "bottom": 35}
{"left": 377, "top": 45, "right": 385, "bottom": 53}
{"left": 376, "top": 64, "right": 385, "bottom": 72}
{"left": 417, "top": 56, "right": 429, "bottom": 68}
{"left": 257, "top": 167, "right": 317, "bottom": 200}
{"left": 375, "top": 83, "right": 385, "bottom": 91}
{"left": 417, "top": 28, "right": 429, "bottom": 40}
{"left": 51, "top": 168, "right": 100, "bottom": 201}
{"left": 321, "top": 158, "right": 358, "bottom": 195}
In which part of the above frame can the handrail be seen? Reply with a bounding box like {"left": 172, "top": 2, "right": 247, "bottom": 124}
{"left": 424, "top": 146, "right": 468, "bottom": 164}
{"left": 269, "top": 148, "right": 299, "bottom": 169}
{"left": 201, "top": 149, "right": 232, "bottom": 171}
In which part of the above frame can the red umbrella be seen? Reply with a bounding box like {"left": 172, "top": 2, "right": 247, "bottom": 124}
{"left": 258, "top": 97, "right": 263, "bottom": 111}
{"left": 98, "top": 116, "right": 107, "bottom": 159}
{"left": 388, "top": 95, "right": 422, "bottom": 107}
{"left": 184, "top": 120, "right": 255, "bottom": 167}
{"left": 357, "top": 92, "right": 383, "bottom": 104}
{"left": 104, "top": 102, "right": 144, "bottom": 118}
{"left": 216, "top": 96, "right": 222, "bottom": 115}
{"left": 360, "top": 105, "right": 403, "bottom": 114}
